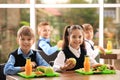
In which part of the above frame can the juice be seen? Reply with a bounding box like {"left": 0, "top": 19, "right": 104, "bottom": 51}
{"left": 25, "top": 58, "right": 32, "bottom": 76}
{"left": 107, "top": 41, "right": 112, "bottom": 50}
{"left": 84, "top": 55, "right": 90, "bottom": 72}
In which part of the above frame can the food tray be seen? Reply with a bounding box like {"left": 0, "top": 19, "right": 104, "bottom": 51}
{"left": 75, "top": 69, "right": 93, "bottom": 75}
{"left": 75, "top": 69, "right": 116, "bottom": 75}
{"left": 17, "top": 72, "right": 36, "bottom": 78}
{"left": 17, "top": 72, "right": 60, "bottom": 78}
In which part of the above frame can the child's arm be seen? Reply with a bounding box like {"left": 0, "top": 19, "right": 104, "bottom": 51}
{"left": 53, "top": 51, "right": 65, "bottom": 72}
{"left": 4, "top": 55, "right": 22, "bottom": 75}
{"left": 36, "top": 52, "right": 50, "bottom": 66}
{"left": 39, "top": 41, "right": 58, "bottom": 55}
{"left": 85, "top": 42, "right": 99, "bottom": 59}
{"left": 98, "top": 46, "right": 106, "bottom": 54}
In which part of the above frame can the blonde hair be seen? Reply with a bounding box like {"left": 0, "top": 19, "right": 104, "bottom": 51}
{"left": 37, "top": 22, "right": 49, "bottom": 28}
{"left": 17, "top": 26, "right": 35, "bottom": 39}
{"left": 37, "top": 21, "right": 50, "bottom": 35}
{"left": 82, "top": 23, "right": 93, "bottom": 31}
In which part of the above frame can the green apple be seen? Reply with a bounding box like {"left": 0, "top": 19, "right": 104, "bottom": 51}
{"left": 105, "top": 49, "right": 112, "bottom": 54}
{"left": 99, "top": 49, "right": 112, "bottom": 54}
{"left": 68, "top": 58, "right": 76, "bottom": 65}
{"left": 36, "top": 66, "right": 47, "bottom": 72}
{"left": 45, "top": 67, "right": 54, "bottom": 74}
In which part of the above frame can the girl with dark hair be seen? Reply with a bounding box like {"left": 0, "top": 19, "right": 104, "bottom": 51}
{"left": 53, "top": 25, "right": 98, "bottom": 72}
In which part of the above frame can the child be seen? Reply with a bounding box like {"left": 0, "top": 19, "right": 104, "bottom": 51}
{"left": 4, "top": 26, "right": 50, "bottom": 75}
{"left": 37, "top": 22, "right": 62, "bottom": 55}
{"left": 82, "top": 23, "right": 105, "bottom": 62}
{"left": 53, "top": 25, "right": 98, "bottom": 72}
{"left": 53, "top": 25, "right": 115, "bottom": 72}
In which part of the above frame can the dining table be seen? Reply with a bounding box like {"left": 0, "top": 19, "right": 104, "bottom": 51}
{"left": 100, "top": 49, "right": 120, "bottom": 65}
{"left": 6, "top": 70, "right": 120, "bottom": 80}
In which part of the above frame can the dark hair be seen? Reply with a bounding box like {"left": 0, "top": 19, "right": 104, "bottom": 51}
{"left": 62, "top": 25, "right": 85, "bottom": 49}
{"left": 62, "top": 25, "right": 71, "bottom": 49}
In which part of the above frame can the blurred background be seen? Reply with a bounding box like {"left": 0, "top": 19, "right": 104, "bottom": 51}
{"left": 0, "top": 0, "right": 120, "bottom": 64}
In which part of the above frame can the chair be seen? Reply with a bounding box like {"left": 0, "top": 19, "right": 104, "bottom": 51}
{"left": 37, "top": 50, "right": 59, "bottom": 66}
{"left": 0, "top": 63, "right": 6, "bottom": 80}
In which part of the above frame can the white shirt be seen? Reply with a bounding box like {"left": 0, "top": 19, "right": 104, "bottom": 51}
{"left": 53, "top": 45, "right": 97, "bottom": 71}
{"left": 85, "top": 39, "right": 99, "bottom": 59}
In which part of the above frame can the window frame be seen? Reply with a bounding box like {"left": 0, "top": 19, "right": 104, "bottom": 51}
{"left": 0, "top": 0, "right": 120, "bottom": 49}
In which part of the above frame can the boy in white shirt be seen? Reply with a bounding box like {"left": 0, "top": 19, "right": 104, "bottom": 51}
{"left": 82, "top": 23, "right": 105, "bottom": 62}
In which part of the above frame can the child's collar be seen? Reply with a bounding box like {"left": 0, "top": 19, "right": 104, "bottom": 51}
{"left": 17, "top": 48, "right": 34, "bottom": 55}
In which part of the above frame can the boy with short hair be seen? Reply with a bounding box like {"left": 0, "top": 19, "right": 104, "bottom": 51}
{"left": 37, "top": 22, "right": 62, "bottom": 55}
{"left": 82, "top": 23, "right": 105, "bottom": 62}
{"left": 4, "top": 26, "right": 49, "bottom": 75}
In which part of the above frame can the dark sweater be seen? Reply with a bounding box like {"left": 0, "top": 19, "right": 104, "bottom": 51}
{"left": 63, "top": 46, "right": 86, "bottom": 70}
{"left": 10, "top": 49, "right": 37, "bottom": 67}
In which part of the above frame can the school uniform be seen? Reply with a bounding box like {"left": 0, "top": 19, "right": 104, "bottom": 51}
{"left": 38, "top": 37, "right": 59, "bottom": 55}
{"left": 53, "top": 45, "right": 97, "bottom": 71}
{"left": 4, "top": 48, "right": 49, "bottom": 75}
{"left": 85, "top": 39, "right": 100, "bottom": 62}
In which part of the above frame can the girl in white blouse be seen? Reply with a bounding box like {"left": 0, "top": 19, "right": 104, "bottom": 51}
{"left": 53, "top": 25, "right": 98, "bottom": 72}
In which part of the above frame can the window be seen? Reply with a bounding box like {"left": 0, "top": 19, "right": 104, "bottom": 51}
{"left": 0, "top": 0, "right": 120, "bottom": 63}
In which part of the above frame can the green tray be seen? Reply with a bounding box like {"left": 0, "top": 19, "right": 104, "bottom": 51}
{"left": 102, "top": 69, "right": 116, "bottom": 74}
{"left": 17, "top": 72, "right": 36, "bottom": 78}
{"left": 75, "top": 69, "right": 93, "bottom": 75}
{"left": 18, "top": 72, "right": 60, "bottom": 78}
{"left": 45, "top": 72, "right": 60, "bottom": 77}
{"left": 75, "top": 69, "right": 116, "bottom": 75}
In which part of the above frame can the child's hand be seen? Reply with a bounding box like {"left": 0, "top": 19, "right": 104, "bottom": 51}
{"left": 31, "top": 61, "right": 37, "bottom": 68}
{"left": 21, "top": 66, "right": 25, "bottom": 71}
{"left": 60, "top": 59, "right": 76, "bottom": 71}
{"left": 92, "top": 63, "right": 103, "bottom": 68}
{"left": 66, "top": 58, "right": 76, "bottom": 69}
{"left": 57, "top": 40, "right": 63, "bottom": 49}
{"left": 98, "top": 46, "right": 106, "bottom": 55}
{"left": 106, "top": 64, "right": 115, "bottom": 70}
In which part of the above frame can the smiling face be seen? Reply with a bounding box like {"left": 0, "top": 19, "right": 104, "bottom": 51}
{"left": 17, "top": 26, "right": 35, "bottom": 54}
{"left": 17, "top": 35, "right": 34, "bottom": 54}
{"left": 40, "top": 25, "right": 51, "bottom": 39}
{"left": 84, "top": 29, "right": 94, "bottom": 40}
{"left": 82, "top": 24, "right": 94, "bottom": 40}
{"left": 69, "top": 29, "right": 84, "bottom": 50}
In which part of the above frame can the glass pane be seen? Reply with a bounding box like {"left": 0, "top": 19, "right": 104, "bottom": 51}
{"left": 36, "top": 0, "right": 98, "bottom": 4}
{"left": 0, "top": 0, "right": 30, "bottom": 4}
{"left": 0, "top": 8, "right": 30, "bottom": 63}
{"left": 104, "top": 8, "right": 120, "bottom": 49}
{"left": 35, "top": 8, "right": 99, "bottom": 45}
